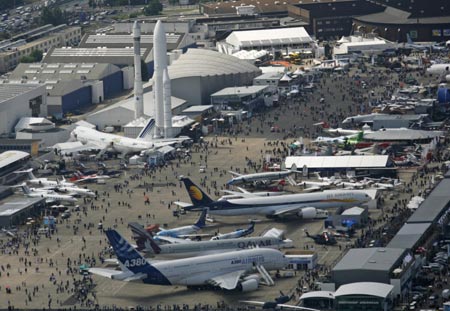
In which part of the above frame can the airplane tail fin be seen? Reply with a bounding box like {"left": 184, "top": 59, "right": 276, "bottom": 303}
{"left": 105, "top": 230, "right": 169, "bottom": 284}
{"left": 194, "top": 208, "right": 208, "bottom": 228}
{"left": 128, "top": 222, "right": 161, "bottom": 254}
{"left": 407, "top": 33, "right": 413, "bottom": 44}
{"left": 247, "top": 221, "right": 255, "bottom": 234}
{"left": 14, "top": 168, "right": 35, "bottom": 180}
{"left": 136, "top": 118, "right": 155, "bottom": 141}
{"left": 180, "top": 177, "right": 214, "bottom": 207}
{"left": 356, "top": 131, "right": 364, "bottom": 142}
{"left": 20, "top": 184, "right": 31, "bottom": 195}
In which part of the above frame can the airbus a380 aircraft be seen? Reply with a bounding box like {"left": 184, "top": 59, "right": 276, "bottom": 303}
{"left": 89, "top": 230, "right": 288, "bottom": 291}
{"left": 178, "top": 178, "right": 370, "bottom": 218}
{"left": 70, "top": 118, "right": 191, "bottom": 156}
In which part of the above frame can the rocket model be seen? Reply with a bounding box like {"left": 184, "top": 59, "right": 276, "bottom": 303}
{"left": 133, "top": 21, "right": 144, "bottom": 119}
{"left": 152, "top": 20, "right": 173, "bottom": 138}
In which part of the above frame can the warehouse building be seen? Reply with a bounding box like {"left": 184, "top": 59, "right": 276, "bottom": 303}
{"left": 9, "top": 63, "right": 123, "bottom": 117}
{"left": 0, "top": 83, "right": 47, "bottom": 135}
{"left": 222, "top": 27, "right": 314, "bottom": 52}
{"left": 0, "top": 151, "right": 31, "bottom": 185}
{"left": 0, "top": 26, "right": 81, "bottom": 73}
{"left": 287, "top": 0, "right": 384, "bottom": 40}
{"left": 386, "top": 222, "right": 433, "bottom": 250}
{"left": 334, "top": 282, "right": 394, "bottom": 311}
{"left": 0, "top": 196, "right": 46, "bottom": 228}
{"left": 165, "top": 49, "right": 262, "bottom": 105}
{"left": 331, "top": 247, "right": 414, "bottom": 296}
{"left": 0, "top": 139, "right": 40, "bottom": 157}
{"left": 210, "top": 85, "right": 272, "bottom": 112}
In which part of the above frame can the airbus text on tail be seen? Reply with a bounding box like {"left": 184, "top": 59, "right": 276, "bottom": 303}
{"left": 105, "top": 230, "right": 170, "bottom": 284}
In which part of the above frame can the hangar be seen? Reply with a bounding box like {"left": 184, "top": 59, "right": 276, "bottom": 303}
{"left": 0, "top": 197, "right": 46, "bottom": 228}
{"left": 0, "top": 83, "right": 47, "bottom": 135}
{"left": 166, "top": 49, "right": 262, "bottom": 105}
{"left": 334, "top": 282, "right": 394, "bottom": 311}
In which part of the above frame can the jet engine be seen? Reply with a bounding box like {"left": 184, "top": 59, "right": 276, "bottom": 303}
{"left": 446, "top": 74, "right": 450, "bottom": 82}
{"left": 297, "top": 207, "right": 320, "bottom": 219}
{"left": 238, "top": 279, "right": 259, "bottom": 292}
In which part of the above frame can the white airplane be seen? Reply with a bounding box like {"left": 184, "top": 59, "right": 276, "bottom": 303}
{"left": 70, "top": 119, "right": 190, "bottom": 156}
{"left": 226, "top": 170, "right": 294, "bottom": 186}
{"left": 404, "top": 34, "right": 429, "bottom": 51}
{"left": 426, "top": 63, "right": 450, "bottom": 78}
{"left": 54, "top": 185, "right": 96, "bottom": 197}
{"left": 15, "top": 168, "right": 74, "bottom": 187}
{"left": 178, "top": 178, "right": 370, "bottom": 219}
{"left": 211, "top": 222, "right": 255, "bottom": 240}
{"left": 129, "top": 223, "right": 293, "bottom": 257}
{"left": 89, "top": 229, "right": 288, "bottom": 291}
{"left": 129, "top": 209, "right": 209, "bottom": 240}
{"left": 342, "top": 113, "right": 388, "bottom": 125}
{"left": 19, "top": 184, "right": 77, "bottom": 204}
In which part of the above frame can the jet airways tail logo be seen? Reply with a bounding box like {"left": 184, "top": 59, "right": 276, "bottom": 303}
{"left": 189, "top": 186, "right": 203, "bottom": 201}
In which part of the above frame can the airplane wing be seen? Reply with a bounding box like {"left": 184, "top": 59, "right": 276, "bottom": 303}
{"left": 271, "top": 206, "right": 303, "bottom": 216}
{"left": 174, "top": 201, "right": 193, "bottom": 208}
{"left": 59, "top": 142, "right": 104, "bottom": 154}
{"left": 155, "top": 236, "right": 193, "bottom": 244}
{"left": 88, "top": 268, "right": 127, "bottom": 279}
{"left": 238, "top": 301, "right": 265, "bottom": 307}
{"left": 208, "top": 270, "right": 246, "bottom": 290}
{"left": 178, "top": 233, "right": 213, "bottom": 238}
{"left": 228, "top": 171, "right": 242, "bottom": 177}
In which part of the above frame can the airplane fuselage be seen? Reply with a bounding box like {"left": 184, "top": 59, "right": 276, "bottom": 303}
{"left": 197, "top": 191, "right": 369, "bottom": 216}
{"left": 135, "top": 248, "right": 287, "bottom": 286}
{"left": 157, "top": 225, "right": 199, "bottom": 238}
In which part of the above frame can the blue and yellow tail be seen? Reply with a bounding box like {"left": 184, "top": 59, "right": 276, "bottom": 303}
{"left": 180, "top": 178, "right": 214, "bottom": 207}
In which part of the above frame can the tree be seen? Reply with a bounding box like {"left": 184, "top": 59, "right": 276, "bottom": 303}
{"left": 40, "top": 7, "right": 66, "bottom": 26}
{"left": 19, "top": 55, "right": 35, "bottom": 63}
{"left": 30, "top": 49, "right": 43, "bottom": 62}
{"left": 143, "top": 0, "right": 163, "bottom": 16}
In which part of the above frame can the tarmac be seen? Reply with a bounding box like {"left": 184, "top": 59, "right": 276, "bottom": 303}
{"left": 0, "top": 64, "right": 446, "bottom": 309}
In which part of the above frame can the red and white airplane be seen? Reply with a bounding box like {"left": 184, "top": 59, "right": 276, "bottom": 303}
{"left": 69, "top": 171, "right": 111, "bottom": 183}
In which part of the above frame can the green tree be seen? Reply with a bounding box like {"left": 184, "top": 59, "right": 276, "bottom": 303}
{"left": 30, "top": 49, "right": 43, "bottom": 62}
{"left": 19, "top": 55, "right": 35, "bottom": 63}
{"left": 40, "top": 7, "right": 66, "bottom": 26}
{"left": 143, "top": 0, "right": 162, "bottom": 16}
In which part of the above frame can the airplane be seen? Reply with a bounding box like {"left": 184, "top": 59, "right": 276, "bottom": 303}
{"left": 178, "top": 177, "right": 370, "bottom": 219}
{"left": 89, "top": 229, "right": 288, "bottom": 291}
{"left": 130, "top": 209, "right": 208, "bottom": 240}
{"left": 211, "top": 222, "right": 255, "bottom": 240}
{"left": 426, "top": 63, "right": 450, "bottom": 77}
{"left": 68, "top": 171, "right": 111, "bottom": 183}
{"left": 219, "top": 187, "right": 286, "bottom": 200}
{"left": 70, "top": 119, "right": 191, "bottom": 157}
{"left": 14, "top": 168, "right": 74, "bottom": 187}
{"left": 227, "top": 170, "right": 294, "bottom": 186}
{"left": 53, "top": 184, "right": 96, "bottom": 197}
{"left": 404, "top": 34, "right": 429, "bottom": 52}
{"left": 342, "top": 113, "right": 388, "bottom": 125}
{"left": 19, "top": 184, "right": 77, "bottom": 204}
{"left": 313, "top": 131, "right": 364, "bottom": 145}
{"left": 304, "top": 230, "right": 337, "bottom": 245}
{"left": 240, "top": 291, "right": 320, "bottom": 310}
{"left": 129, "top": 223, "right": 293, "bottom": 257}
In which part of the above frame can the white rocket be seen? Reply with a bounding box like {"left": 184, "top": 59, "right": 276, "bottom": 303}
{"left": 133, "top": 21, "right": 144, "bottom": 119}
{"left": 152, "top": 20, "right": 172, "bottom": 138}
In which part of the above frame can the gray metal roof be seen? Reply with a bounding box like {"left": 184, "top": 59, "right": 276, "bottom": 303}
{"left": 211, "top": 85, "right": 268, "bottom": 97}
{"left": 182, "top": 105, "right": 214, "bottom": 113}
{"left": 0, "top": 84, "right": 44, "bottom": 104}
{"left": 10, "top": 63, "right": 121, "bottom": 82}
{"left": 407, "top": 179, "right": 450, "bottom": 223}
{"left": 332, "top": 248, "right": 406, "bottom": 272}
{"left": 43, "top": 47, "right": 150, "bottom": 66}
{"left": 364, "top": 129, "right": 442, "bottom": 141}
{"left": 0, "top": 196, "right": 44, "bottom": 217}
{"left": 168, "top": 49, "right": 261, "bottom": 80}
{"left": 355, "top": 6, "right": 450, "bottom": 25}
{"left": 335, "top": 282, "right": 393, "bottom": 298}
{"left": 387, "top": 223, "right": 431, "bottom": 249}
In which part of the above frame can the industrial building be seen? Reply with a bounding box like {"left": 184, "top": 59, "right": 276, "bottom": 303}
{"left": 200, "top": 0, "right": 300, "bottom": 16}
{"left": 331, "top": 206, "right": 369, "bottom": 228}
{"left": 331, "top": 247, "right": 414, "bottom": 296}
{"left": 0, "top": 83, "right": 47, "bottom": 135}
{"left": 86, "top": 90, "right": 188, "bottom": 131}
{"left": 166, "top": 49, "right": 262, "bottom": 105}
{"left": 334, "top": 282, "right": 394, "bottom": 311}
{"left": 8, "top": 63, "right": 124, "bottom": 117}
{"left": 210, "top": 85, "right": 272, "bottom": 112}
{"left": 0, "top": 151, "right": 31, "bottom": 185}
{"left": 0, "top": 196, "right": 46, "bottom": 228}
{"left": 370, "top": 114, "right": 429, "bottom": 131}
{"left": 287, "top": 0, "right": 384, "bottom": 40}
{"left": 0, "top": 139, "right": 40, "bottom": 157}
{"left": 354, "top": 0, "right": 450, "bottom": 42}
{"left": 222, "top": 27, "right": 314, "bottom": 52}
{"left": 0, "top": 25, "right": 81, "bottom": 73}
{"left": 253, "top": 72, "right": 284, "bottom": 93}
